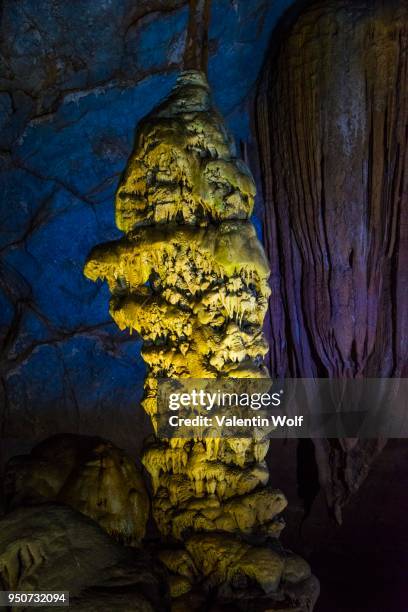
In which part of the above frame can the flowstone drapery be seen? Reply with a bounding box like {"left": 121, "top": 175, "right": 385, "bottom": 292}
{"left": 84, "top": 71, "right": 317, "bottom": 609}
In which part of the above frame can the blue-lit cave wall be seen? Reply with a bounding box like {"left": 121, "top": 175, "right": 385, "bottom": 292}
{"left": 0, "top": 0, "right": 296, "bottom": 457}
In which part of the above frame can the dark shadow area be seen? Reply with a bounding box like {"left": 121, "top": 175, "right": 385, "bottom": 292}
{"left": 268, "top": 439, "right": 408, "bottom": 611}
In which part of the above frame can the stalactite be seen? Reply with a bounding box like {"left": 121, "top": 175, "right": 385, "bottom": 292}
{"left": 256, "top": 0, "right": 407, "bottom": 519}
{"left": 183, "top": 0, "right": 211, "bottom": 73}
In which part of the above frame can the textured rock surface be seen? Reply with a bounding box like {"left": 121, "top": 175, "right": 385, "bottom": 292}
{"left": 0, "top": 0, "right": 296, "bottom": 465}
{"left": 0, "top": 503, "right": 169, "bottom": 611}
{"left": 84, "top": 70, "right": 317, "bottom": 610}
{"left": 84, "top": 71, "right": 273, "bottom": 541}
{"left": 4, "top": 433, "right": 149, "bottom": 545}
{"left": 256, "top": 0, "right": 407, "bottom": 519}
{"left": 114, "top": 70, "right": 256, "bottom": 228}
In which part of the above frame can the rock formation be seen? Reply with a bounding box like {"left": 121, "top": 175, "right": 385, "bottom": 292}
{"left": 0, "top": 0, "right": 292, "bottom": 475}
{"left": 256, "top": 0, "right": 408, "bottom": 520}
{"left": 4, "top": 433, "right": 149, "bottom": 546}
{"left": 84, "top": 70, "right": 318, "bottom": 609}
{"left": 0, "top": 503, "right": 168, "bottom": 611}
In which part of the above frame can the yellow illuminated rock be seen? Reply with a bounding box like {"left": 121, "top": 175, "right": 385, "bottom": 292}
{"left": 84, "top": 70, "right": 315, "bottom": 608}
{"left": 113, "top": 70, "right": 255, "bottom": 230}
{"left": 4, "top": 434, "right": 149, "bottom": 546}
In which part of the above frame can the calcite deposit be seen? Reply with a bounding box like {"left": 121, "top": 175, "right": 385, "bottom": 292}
{"left": 4, "top": 434, "right": 149, "bottom": 546}
{"left": 0, "top": 504, "right": 168, "bottom": 611}
{"left": 256, "top": 0, "right": 408, "bottom": 521}
{"left": 84, "top": 70, "right": 317, "bottom": 608}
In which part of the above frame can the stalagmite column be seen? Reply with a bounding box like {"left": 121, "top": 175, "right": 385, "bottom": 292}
{"left": 84, "top": 71, "right": 317, "bottom": 609}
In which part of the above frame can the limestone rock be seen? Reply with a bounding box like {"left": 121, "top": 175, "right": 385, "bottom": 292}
{"left": 185, "top": 533, "right": 311, "bottom": 596}
{"left": 0, "top": 504, "right": 169, "bottom": 611}
{"left": 84, "top": 73, "right": 277, "bottom": 544}
{"left": 4, "top": 434, "right": 149, "bottom": 546}
{"left": 256, "top": 0, "right": 407, "bottom": 519}
{"left": 168, "top": 575, "right": 194, "bottom": 598}
{"left": 115, "top": 71, "right": 255, "bottom": 229}
{"left": 84, "top": 68, "right": 317, "bottom": 610}
{"left": 158, "top": 548, "right": 198, "bottom": 583}
{"left": 281, "top": 554, "right": 311, "bottom": 585}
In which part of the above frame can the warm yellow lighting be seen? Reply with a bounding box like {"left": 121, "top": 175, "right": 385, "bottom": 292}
{"left": 84, "top": 70, "right": 311, "bottom": 599}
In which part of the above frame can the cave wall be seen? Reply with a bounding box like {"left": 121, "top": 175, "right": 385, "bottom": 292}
{"left": 1, "top": 0, "right": 406, "bottom": 483}
{"left": 256, "top": 0, "right": 407, "bottom": 516}
{"left": 0, "top": 0, "right": 299, "bottom": 464}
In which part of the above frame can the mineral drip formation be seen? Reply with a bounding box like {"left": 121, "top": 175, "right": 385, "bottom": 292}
{"left": 84, "top": 71, "right": 317, "bottom": 608}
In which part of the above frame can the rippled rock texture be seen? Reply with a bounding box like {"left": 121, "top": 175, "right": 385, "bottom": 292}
{"left": 256, "top": 0, "right": 407, "bottom": 519}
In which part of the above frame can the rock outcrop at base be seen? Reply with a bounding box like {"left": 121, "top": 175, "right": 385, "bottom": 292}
{"left": 0, "top": 504, "right": 168, "bottom": 611}
{"left": 4, "top": 433, "right": 149, "bottom": 546}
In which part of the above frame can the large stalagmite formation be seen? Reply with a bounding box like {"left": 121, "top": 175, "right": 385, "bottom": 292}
{"left": 84, "top": 71, "right": 317, "bottom": 608}
{"left": 256, "top": 0, "right": 407, "bottom": 519}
